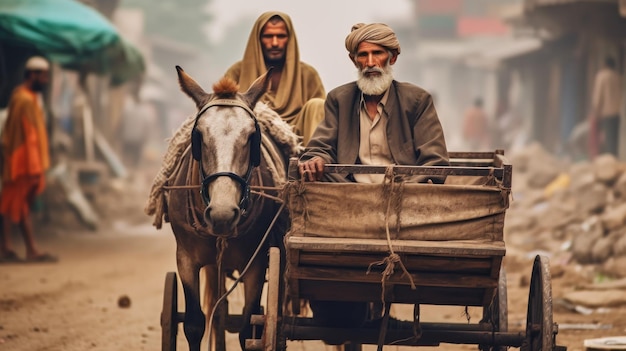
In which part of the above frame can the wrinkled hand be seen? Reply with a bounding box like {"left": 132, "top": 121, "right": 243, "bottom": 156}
{"left": 298, "top": 157, "right": 325, "bottom": 182}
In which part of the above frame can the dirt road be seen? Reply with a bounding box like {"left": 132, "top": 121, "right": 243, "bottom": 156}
{"left": 0, "top": 222, "right": 178, "bottom": 351}
{"left": 2, "top": 219, "right": 625, "bottom": 351}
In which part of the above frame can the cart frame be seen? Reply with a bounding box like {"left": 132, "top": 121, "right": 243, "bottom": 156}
{"left": 160, "top": 151, "right": 565, "bottom": 351}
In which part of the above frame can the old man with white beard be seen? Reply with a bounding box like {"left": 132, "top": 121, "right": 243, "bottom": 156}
{"left": 299, "top": 22, "right": 449, "bottom": 184}
{"left": 297, "top": 23, "right": 450, "bottom": 332}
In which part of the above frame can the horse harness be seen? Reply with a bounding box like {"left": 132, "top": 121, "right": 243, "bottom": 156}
{"left": 191, "top": 98, "right": 262, "bottom": 214}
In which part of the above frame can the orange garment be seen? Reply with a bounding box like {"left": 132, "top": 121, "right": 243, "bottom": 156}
{"left": 0, "top": 84, "right": 50, "bottom": 222}
{"left": 0, "top": 176, "right": 42, "bottom": 223}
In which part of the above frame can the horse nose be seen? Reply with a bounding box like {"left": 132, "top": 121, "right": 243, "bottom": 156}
{"left": 204, "top": 205, "right": 240, "bottom": 235}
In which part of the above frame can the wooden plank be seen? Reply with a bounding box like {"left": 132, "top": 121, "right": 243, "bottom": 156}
{"left": 290, "top": 266, "right": 498, "bottom": 289}
{"left": 298, "top": 252, "right": 494, "bottom": 274}
{"left": 286, "top": 236, "right": 506, "bottom": 257}
{"left": 449, "top": 161, "right": 493, "bottom": 167}
{"left": 482, "top": 256, "right": 504, "bottom": 307}
{"left": 323, "top": 164, "right": 504, "bottom": 180}
{"left": 287, "top": 247, "right": 301, "bottom": 314}
{"left": 288, "top": 151, "right": 511, "bottom": 183}
{"left": 296, "top": 281, "right": 486, "bottom": 306}
{"left": 494, "top": 153, "right": 512, "bottom": 189}
{"left": 287, "top": 157, "right": 299, "bottom": 181}
{"left": 82, "top": 98, "right": 95, "bottom": 162}
{"left": 94, "top": 130, "right": 128, "bottom": 178}
{"left": 449, "top": 151, "right": 496, "bottom": 159}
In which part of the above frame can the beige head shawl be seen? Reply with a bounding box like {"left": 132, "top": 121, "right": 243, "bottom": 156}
{"left": 344, "top": 23, "right": 401, "bottom": 56}
{"left": 235, "top": 11, "right": 306, "bottom": 122}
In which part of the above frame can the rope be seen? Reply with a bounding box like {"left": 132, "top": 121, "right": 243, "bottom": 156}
{"left": 206, "top": 201, "right": 286, "bottom": 349}
{"left": 389, "top": 304, "right": 423, "bottom": 345}
{"left": 163, "top": 184, "right": 285, "bottom": 203}
{"left": 367, "top": 166, "right": 416, "bottom": 310}
{"left": 283, "top": 179, "right": 309, "bottom": 225}
{"left": 216, "top": 237, "right": 228, "bottom": 265}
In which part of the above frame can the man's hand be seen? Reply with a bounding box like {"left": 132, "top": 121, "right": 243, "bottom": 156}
{"left": 298, "top": 156, "right": 325, "bottom": 181}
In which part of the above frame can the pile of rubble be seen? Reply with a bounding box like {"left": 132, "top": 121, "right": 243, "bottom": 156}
{"left": 38, "top": 162, "right": 158, "bottom": 233}
{"left": 504, "top": 142, "right": 626, "bottom": 278}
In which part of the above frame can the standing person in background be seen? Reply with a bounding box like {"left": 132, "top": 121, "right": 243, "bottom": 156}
{"left": 224, "top": 11, "right": 326, "bottom": 145}
{"left": 0, "top": 56, "right": 57, "bottom": 263}
{"left": 590, "top": 56, "right": 622, "bottom": 157}
{"left": 462, "top": 97, "right": 490, "bottom": 150}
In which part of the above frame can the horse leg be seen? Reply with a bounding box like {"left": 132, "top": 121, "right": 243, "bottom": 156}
{"left": 177, "top": 253, "right": 204, "bottom": 351}
{"left": 238, "top": 259, "right": 267, "bottom": 349}
{"left": 203, "top": 265, "right": 225, "bottom": 351}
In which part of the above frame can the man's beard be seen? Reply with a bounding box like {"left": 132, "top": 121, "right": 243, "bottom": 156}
{"left": 263, "top": 49, "right": 286, "bottom": 67}
{"left": 356, "top": 64, "right": 393, "bottom": 96}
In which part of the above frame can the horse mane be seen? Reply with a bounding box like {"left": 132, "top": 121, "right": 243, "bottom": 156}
{"left": 212, "top": 76, "right": 239, "bottom": 98}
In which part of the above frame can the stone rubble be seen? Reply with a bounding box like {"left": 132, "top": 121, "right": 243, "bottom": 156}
{"left": 505, "top": 142, "right": 626, "bottom": 279}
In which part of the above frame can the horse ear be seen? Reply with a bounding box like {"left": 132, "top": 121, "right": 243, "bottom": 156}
{"left": 242, "top": 67, "right": 273, "bottom": 108}
{"left": 176, "top": 66, "right": 210, "bottom": 109}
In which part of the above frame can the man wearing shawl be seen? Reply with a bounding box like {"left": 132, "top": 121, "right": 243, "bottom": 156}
{"left": 297, "top": 23, "right": 449, "bottom": 335}
{"left": 224, "top": 11, "right": 325, "bottom": 145}
{"left": 0, "top": 56, "right": 56, "bottom": 263}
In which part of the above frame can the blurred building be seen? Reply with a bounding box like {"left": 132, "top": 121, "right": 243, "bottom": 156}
{"left": 411, "top": 0, "right": 626, "bottom": 161}
{"left": 521, "top": 0, "right": 626, "bottom": 160}
{"left": 411, "top": 0, "right": 530, "bottom": 152}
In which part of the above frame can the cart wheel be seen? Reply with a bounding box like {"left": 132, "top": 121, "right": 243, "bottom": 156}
{"left": 526, "top": 255, "right": 554, "bottom": 351}
{"left": 481, "top": 268, "right": 508, "bottom": 351}
{"left": 264, "top": 247, "right": 281, "bottom": 351}
{"left": 161, "top": 271, "right": 179, "bottom": 351}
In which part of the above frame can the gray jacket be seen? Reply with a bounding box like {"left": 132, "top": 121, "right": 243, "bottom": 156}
{"left": 302, "top": 80, "right": 449, "bottom": 182}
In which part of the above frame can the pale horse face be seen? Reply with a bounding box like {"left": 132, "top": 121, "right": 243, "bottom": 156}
{"left": 195, "top": 105, "right": 258, "bottom": 235}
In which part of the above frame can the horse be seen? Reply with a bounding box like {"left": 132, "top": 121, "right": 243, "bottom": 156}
{"left": 166, "top": 66, "right": 289, "bottom": 351}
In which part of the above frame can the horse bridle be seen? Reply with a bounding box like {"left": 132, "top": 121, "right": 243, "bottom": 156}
{"left": 190, "top": 99, "right": 261, "bottom": 214}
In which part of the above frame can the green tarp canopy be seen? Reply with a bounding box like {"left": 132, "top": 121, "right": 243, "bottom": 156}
{"left": 0, "top": 0, "right": 144, "bottom": 86}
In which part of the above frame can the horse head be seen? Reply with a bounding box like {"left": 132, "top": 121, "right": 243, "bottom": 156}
{"left": 176, "top": 66, "right": 272, "bottom": 236}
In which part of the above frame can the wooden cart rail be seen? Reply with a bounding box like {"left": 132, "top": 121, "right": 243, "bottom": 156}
{"left": 288, "top": 150, "right": 512, "bottom": 189}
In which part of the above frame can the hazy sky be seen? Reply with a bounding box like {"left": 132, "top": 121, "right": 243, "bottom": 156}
{"left": 206, "top": 0, "right": 413, "bottom": 89}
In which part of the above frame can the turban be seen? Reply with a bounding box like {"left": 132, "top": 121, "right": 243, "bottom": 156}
{"left": 344, "top": 23, "right": 401, "bottom": 55}
{"left": 25, "top": 56, "right": 50, "bottom": 71}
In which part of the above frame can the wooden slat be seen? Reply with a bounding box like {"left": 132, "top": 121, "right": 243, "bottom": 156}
{"left": 288, "top": 151, "right": 511, "bottom": 184}
{"left": 449, "top": 151, "right": 496, "bottom": 159}
{"left": 324, "top": 164, "right": 504, "bottom": 180}
{"left": 298, "top": 252, "right": 494, "bottom": 274}
{"left": 287, "top": 236, "right": 506, "bottom": 257}
{"left": 287, "top": 247, "right": 301, "bottom": 314}
{"left": 494, "top": 152, "right": 512, "bottom": 189}
{"left": 295, "top": 281, "right": 486, "bottom": 306}
{"left": 290, "top": 266, "right": 498, "bottom": 289}
{"left": 287, "top": 157, "right": 300, "bottom": 180}
{"left": 449, "top": 161, "right": 493, "bottom": 167}
{"left": 482, "top": 256, "right": 503, "bottom": 306}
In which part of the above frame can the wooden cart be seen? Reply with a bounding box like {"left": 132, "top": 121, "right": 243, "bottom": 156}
{"left": 160, "top": 151, "right": 565, "bottom": 351}
{"left": 245, "top": 151, "right": 565, "bottom": 351}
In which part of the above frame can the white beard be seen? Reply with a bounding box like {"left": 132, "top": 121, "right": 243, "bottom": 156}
{"left": 356, "top": 65, "right": 394, "bottom": 96}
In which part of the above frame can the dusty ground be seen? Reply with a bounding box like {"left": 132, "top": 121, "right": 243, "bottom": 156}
{"left": 1, "top": 171, "right": 625, "bottom": 351}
